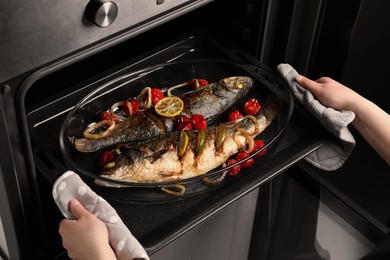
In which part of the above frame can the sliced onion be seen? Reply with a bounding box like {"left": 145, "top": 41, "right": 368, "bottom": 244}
{"left": 110, "top": 101, "right": 127, "bottom": 120}
{"left": 224, "top": 121, "right": 236, "bottom": 129}
{"left": 233, "top": 131, "right": 255, "bottom": 153}
{"left": 245, "top": 134, "right": 255, "bottom": 153}
{"left": 234, "top": 115, "right": 260, "bottom": 136}
{"left": 192, "top": 79, "right": 202, "bottom": 90}
{"left": 202, "top": 171, "right": 227, "bottom": 186}
{"left": 84, "top": 120, "right": 116, "bottom": 139}
{"left": 137, "top": 87, "right": 152, "bottom": 110}
{"left": 161, "top": 184, "right": 186, "bottom": 196}
{"left": 167, "top": 80, "right": 195, "bottom": 96}
{"left": 203, "top": 161, "right": 228, "bottom": 186}
{"left": 233, "top": 131, "right": 246, "bottom": 151}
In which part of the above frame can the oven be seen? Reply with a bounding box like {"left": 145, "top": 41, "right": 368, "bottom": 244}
{"left": 1, "top": 0, "right": 389, "bottom": 259}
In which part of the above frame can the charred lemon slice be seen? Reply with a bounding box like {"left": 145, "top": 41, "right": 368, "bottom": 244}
{"left": 154, "top": 96, "right": 184, "bottom": 117}
{"left": 196, "top": 130, "right": 206, "bottom": 156}
{"left": 178, "top": 131, "right": 189, "bottom": 157}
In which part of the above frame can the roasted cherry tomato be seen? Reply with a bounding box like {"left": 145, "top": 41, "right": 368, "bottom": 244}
{"left": 123, "top": 100, "right": 139, "bottom": 115}
{"left": 191, "top": 114, "right": 207, "bottom": 130}
{"left": 197, "top": 79, "right": 209, "bottom": 86}
{"left": 226, "top": 158, "right": 241, "bottom": 176}
{"left": 100, "top": 111, "right": 118, "bottom": 124}
{"left": 228, "top": 109, "right": 243, "bottom": 121}
{"left": 244, "top": 98, "right": 261, "bottom": 115}
{"left": 192, "top": 79, "right": 209, "bottom": 90}
{"left": 177, "top": 121, "right": 192, "bottom": 131}
{"left": 179, "top": 115, "right": 191, "bottom": 123}
{"left": 252, "top": 139, "right": 266, "bottom": 158}
{"left": 176, "top": 115, "right": 192, "bottom": 131}
{"left": 235, "top": 151, "right": 254, "bottom": 168}
{"left": 151, "top": 88, "right": 164, "bottom": 105}
{"left": 99, "top": 150, "right": 114, "bottom": 167}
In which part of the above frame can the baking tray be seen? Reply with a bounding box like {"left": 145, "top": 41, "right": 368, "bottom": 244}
{"left": 58, "top": 58, "right": 293, "bottom": 201}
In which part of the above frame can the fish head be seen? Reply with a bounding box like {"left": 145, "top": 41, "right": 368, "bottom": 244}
{"left": 218, "top": 76, "right": 254, "bottom": 93}
{"left": 99, "top": 156, "right": 131, "bottom": 180}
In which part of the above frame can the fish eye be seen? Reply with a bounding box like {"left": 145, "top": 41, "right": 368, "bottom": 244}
{"left": 235, "top": 82, "right": 244, "bottom": 89}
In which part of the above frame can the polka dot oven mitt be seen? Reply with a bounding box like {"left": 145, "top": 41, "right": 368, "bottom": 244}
{"left": 52, "top": 171, "right": 150, "bottom": 260}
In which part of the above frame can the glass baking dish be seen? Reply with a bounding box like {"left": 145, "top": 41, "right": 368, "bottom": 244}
{"left": 59, "top": 59, "right": 293, "bottom": 201}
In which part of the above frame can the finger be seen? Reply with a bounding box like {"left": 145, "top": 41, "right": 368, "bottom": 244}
{"left": 69, "top": 199, "right": 89, "bottom": 219}
{"left": 58, "top": 218, "right": 70, "bottom": 235}
{"left": 58, "top": 218, "right": 76, "bottom": 240}
{"left": 314, "top": 76, "right": 331, "bottom": 84}
{"left": 295, "top": 74, "right": 321, "bottom": 93}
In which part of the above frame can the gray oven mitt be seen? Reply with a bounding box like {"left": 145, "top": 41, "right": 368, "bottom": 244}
{"left": 277, "top": 63, "right": 356, "bottom": 171}
{"left": 52, "top": 170, "right": 150, "bottom": 260}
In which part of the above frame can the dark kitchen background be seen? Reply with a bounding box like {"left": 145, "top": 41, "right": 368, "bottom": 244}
{"left": 1, "top": 0, "right": 389, "bottom": 259}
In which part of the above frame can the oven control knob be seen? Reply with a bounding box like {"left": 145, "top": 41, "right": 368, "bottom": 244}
{"left": 85, "top": 0, "right": 118, "bottom": 28}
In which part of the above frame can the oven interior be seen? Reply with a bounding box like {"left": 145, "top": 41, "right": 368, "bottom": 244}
{"left": 13, "top": 2, "right": 277, "bottom": 257}
{"left": 26, "top": 34, "right": 288, "bottom": 257}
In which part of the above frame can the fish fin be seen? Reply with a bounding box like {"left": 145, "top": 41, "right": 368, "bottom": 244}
{"left": 127, "top": 149, "right": 144, "bottom": 165}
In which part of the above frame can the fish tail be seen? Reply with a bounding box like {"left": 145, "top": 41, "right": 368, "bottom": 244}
{"left": 261, "top": 94, "right": 283, "bottom": 121}
{"left": 73, "top": 137, "right": 98, "bottom": 153}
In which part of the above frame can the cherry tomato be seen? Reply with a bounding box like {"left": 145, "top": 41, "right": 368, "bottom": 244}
{"left": 235, "top": 151, "right": 254, "bottom": 168}
{"left": 179, "top": 115, "right": 191, "bottom": 123}
{"left": 198, "top": 79, "right": 209, "bottom": 86}
{"left": 176, "top": 115, "right": 192, "bottom": 131}
{"left": 191, "top": 114, "right": 207, "bottom": 130}
{"left": 123, "top": 100, "right": 139, "bottom": 115}
{"left": 100, "top": 111, "right": 118, "bottom": 125}
{"left": 244, "top": 98, "right": 261, "bottom": 115}
{"left": 99, "top": 150, "right": 114, "bottom": 167}
{"left": 252, "top": 139, "right": 266, "bottom": 158}
{"left": 226, "top": 158, "right": 241, "bottom": 176}
{"left": 228, "top": 109, "right": 243, "bottom": 121}
{"left": 177, "top": 121, "right": 193, "bottom": 131}
{"left": 151, "top": 88, "right": 164, "bottom": 105}
{"left": 192, "top": 79, "right": 209, "bottom": 90}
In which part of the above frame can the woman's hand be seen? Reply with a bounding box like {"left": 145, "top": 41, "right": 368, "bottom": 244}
{"left": 295, "top": 74, "right": 390, "bottom": 166}
{"left": 295, "top": 75, "right": 361, "bottom": 111}
{"left": 59, "top": 199, "right": 117, "bottom": 260}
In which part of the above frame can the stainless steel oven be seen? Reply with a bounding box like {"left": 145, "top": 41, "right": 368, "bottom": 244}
{"left": 1, "top": 0, "right": 389, "bottom": 259}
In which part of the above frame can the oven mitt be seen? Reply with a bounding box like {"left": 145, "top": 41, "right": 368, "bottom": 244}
{"left": 277, "top": 63, "right": 356, "bottom": 171}
{"left": 52, "top": 170, "right": 149, "bottom": 260}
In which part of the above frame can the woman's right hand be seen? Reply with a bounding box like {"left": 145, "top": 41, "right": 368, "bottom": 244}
{"left": 295, "top": 74, "right": 390, "bottom": 166}
{"left": 295, "top": 75, "right": 360, "bottom": 111}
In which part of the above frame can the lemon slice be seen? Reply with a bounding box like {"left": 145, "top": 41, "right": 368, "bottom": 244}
{"left": 178, "top": 131, "right": 189, "bottom": 157}
{"left": 154, "top": 96, "right": 184, "bottom": 117}
{"left": 196, "top": 130, "right": 206, "bottom": 156}
{"left": 215, "top": 123, "right": 226, "bottom": 149}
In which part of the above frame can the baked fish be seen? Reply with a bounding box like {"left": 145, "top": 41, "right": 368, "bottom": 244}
{"left": 73, "top": 76, "right": 254, "bottom": 153}
{"left": 97, "top": 94, "right": 281, "bottom": 184}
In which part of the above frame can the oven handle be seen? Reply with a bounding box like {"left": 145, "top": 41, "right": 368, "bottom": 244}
{"left": 32, "top": 140, "right": 67, "bottom": 184}
{"left": 226, "top": 45, "right": 290, "bottom": 94}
